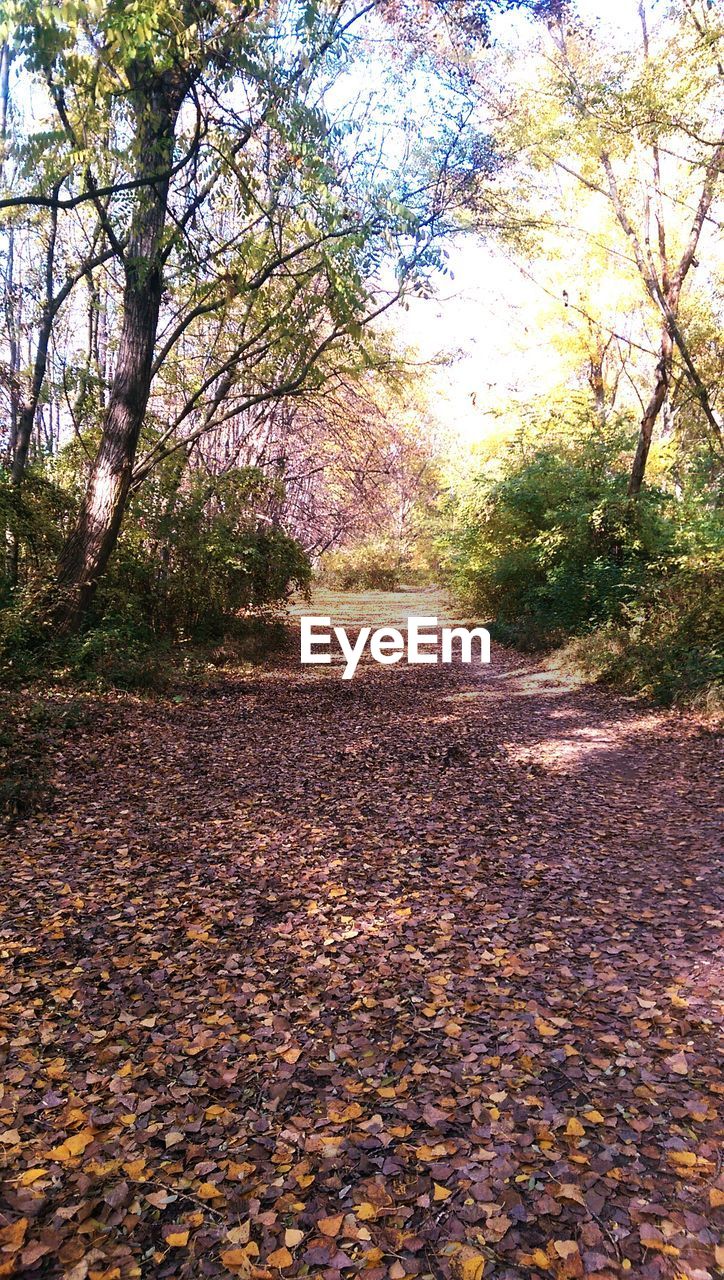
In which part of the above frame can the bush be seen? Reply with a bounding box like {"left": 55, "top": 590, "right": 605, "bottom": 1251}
{"left": 442, "top": 413, "right": 723, "bottom": 705}
{"left": 100, "top": 467, "right": 311, "bottom": 635}
{"left": 319, "top": 540, "right": 404, "bottom": 590}
{"left": 0, "top": 459, "right": 312, "bottom": 685}
{"left": 568, "top": 555, "right": 724, "bottom": 707}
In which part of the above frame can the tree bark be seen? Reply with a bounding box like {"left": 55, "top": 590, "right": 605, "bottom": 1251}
{"left": 628, "top": 320, "right": 674, "bottom": 497}
{"left": 54, "top": 87, "right": 180, "bottom": 627}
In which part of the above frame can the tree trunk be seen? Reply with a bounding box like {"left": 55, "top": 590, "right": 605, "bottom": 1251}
{"left": 54, "top": 89, "right": 179, "bottom": 627}
{"left": 628, "top": 320, "right": 674, "bottom": 497}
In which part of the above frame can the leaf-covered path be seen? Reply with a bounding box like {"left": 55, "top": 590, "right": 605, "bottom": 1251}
{"left": 2, "top": 594, "right": 722, "bottom": 1280}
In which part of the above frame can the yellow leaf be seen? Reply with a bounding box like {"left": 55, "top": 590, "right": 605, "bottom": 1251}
{"left": 221, "top": 1247, "right": 253, "bottom": 1271}
{"left": 355, "top": 1203, "right": 376, "bottom": 1221}
{"left": 363, "top": 1247, "right": 384, "bottom": 1267}
{"left": 48, "top": 1128, "right": 94, "bottom": 1162}
{"left": 450, "top": 1245, "right": 486, "bottom": 1280}
{"left": 197, "top": 1181, "right": 223, "bottom": 1199}
{"left": 328, "top": 1102, "right": 363, "bottom": 1123}
{"left": 267, "top": 1247, "right": 293, "bottom": 1268}
{"left": 529, "top": 1249, "right": 552, "bottom": 1270}
{"left": 668, "top": 1151, "right": 697, "bottom": 1168}
{"left": 0, "top": 1218, "right": 27, "bottom": 1250}
{"left": 284, "top": 1230, "right": 304, "bottom": 1248}
{"left": 565, "top": 1118, "right": 585, "bottom": 1138}
{"left": 433, "top": 1183, "right": 453, "bottom": 1201}
{"left": 709, "top": 1187, "right": 724, "bottom": 1208}
{"left": 166, "top": 1231, "right": 189, "bottom": 1247}
{"left": 19, "top": 1168, "right": 47, "bottom": 1186}
{"left": 583, "top": 1110, "right": 605, "bottom": 1124}
{"left": 535, "top": 1019, "right": 558, "bottom": 1037}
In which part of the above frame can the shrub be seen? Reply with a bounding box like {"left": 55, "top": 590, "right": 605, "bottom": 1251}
{"left": 568, "top": 554, "right": 723, "bottom": 707}
{"left": 319, "top": 540, "right": 404, "bottom": 590}
{"left": 100, "top": 467, "right": 311, "bottom": 634}
{"left": 0, "top": 459, "right": 312, "bottom": 685}
{"left": 442, "top": 413, "right": 723, "bottom": 705}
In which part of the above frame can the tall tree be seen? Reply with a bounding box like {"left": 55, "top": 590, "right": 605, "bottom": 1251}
{"left": 457, "top": 0, "right": 723, "bottom": 492}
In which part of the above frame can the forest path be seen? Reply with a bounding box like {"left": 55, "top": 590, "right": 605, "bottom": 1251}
{"left": 2, "top": 591, "right": 722, "bottom": 1280}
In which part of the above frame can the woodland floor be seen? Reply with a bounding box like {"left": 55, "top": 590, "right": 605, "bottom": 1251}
{"left": 1, "top": 590, "right": 722, "bottom": 1280}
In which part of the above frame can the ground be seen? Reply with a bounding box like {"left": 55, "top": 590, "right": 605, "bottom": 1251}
{"left": 1, "top": 591, "right": 722, "bottom": 1280}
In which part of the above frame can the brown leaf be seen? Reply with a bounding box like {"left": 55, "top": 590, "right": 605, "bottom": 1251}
{"left": 267, "top": 1247, "right": 293, "bottom": 1269}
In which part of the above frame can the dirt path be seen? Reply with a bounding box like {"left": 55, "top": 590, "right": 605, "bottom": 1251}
{"left": 1, "top": 592, "right": 722, "bottom": 1280}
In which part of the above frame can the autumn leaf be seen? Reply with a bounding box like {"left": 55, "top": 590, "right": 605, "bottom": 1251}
{"left": 197, "top": 1181, "right": 224, "bottom": 1199}
{"left": 317, "top": 1214, "right": 344, "bottom": 1236}
{"left": 267, "top": 1247, "right": 293, "bottom": 1269}
{"left": 665, "top": 1051, "right": 689, "bottom": 1075}
{"left": 165, "top": 1230, "right": 190, "bottom": 1247}
{"left": 227, "top": 1224, "right": 252, "bottom": 1246}
{"left": 667, "top": 1150, "right": 698, "bottom": 1168}
{"left": 0, "top": 1218, "right": 27, "bottom": 1250}
{"left": 555, "top": 1183, "right": 586, "bottom": 1206}
{"left": 48, "top": 1129, "right": 94, "bottom": 1161}
{"left": 449, "top": 1244, "right": 486, "bottom": 1280}
{"left": 535, "top": 1018, "right": 559, "bottom": 1037}
{"left": 278, "top": 1046, "right": 302, "bottom": 1065}
{"left": 355, "top": 1204, "right": 376, "bottom": 1221}
{"left": 221, "top": 1247, "right": 255, "bottom": 1272}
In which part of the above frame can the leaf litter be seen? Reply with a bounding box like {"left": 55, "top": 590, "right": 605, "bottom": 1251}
{"left": 1, "top": 619, "right": 722, "bottom": 1280}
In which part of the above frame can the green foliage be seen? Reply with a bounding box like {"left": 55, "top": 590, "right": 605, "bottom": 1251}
{"left": 443, "top": 412, "right": 723, "bottom": 704}
{"left": 0, "top": 454, "right": 311, "bottom": 685}
{"left": 319, "top": 540, "right": 404, "bottom": 591}
{"left": 568, "top": 555, "right": 723, "bottom": 709}
{"left": 0, "top": 466, "right": 75, "bottom": 606}
{"left": 102, "top": 464, "right": 311, "bottom": 636}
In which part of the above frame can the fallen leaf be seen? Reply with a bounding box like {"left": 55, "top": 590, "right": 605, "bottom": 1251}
{"left": 318, "top": 1214, "right": 344, "bottom": 1236}
{"left": 165, "top": 1230, "right": 190, "bottom": 1247}
{"left": 267, "top": 1247, "right": 293, "bottom": 1269}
